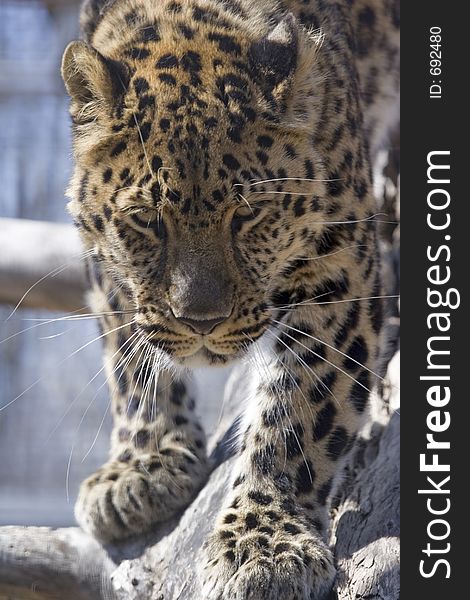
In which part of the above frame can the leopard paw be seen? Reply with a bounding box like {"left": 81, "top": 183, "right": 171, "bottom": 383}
{"left": 201, "top": 525, "right": 335, "bottom": 599}
{"left": 75, "top": 454, "right": 207, "bottom": 542}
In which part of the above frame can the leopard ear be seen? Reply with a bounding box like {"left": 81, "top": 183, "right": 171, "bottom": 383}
{"left": 248, "top": 13, "right": 299, "bottom": 111}
{"left": 61, "top": 41, "right": 129, "bottom": 120}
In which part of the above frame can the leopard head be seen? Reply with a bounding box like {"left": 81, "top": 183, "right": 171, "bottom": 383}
{"left": 62, "top": 9, "right": 341, "bottom": 367}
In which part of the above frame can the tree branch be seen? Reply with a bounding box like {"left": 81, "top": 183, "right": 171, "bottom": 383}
{"left": 0, "top": 218, "right": 86, "bottom": 313}
{"left": 0, "top": 527, "right": 116, "bottom": 600}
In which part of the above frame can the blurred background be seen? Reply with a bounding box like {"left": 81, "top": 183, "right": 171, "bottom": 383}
{"left": 0, "top": 0, "right": 229, "bottom": 527}
{"left": 0, "top": 0, "right": 110, "bottom": 527}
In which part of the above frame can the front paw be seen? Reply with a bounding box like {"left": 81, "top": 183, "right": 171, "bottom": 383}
{"left": 75, "top": 454, "right": 206, "bottom": 543}
{"left": 202, "top": 523, "right": 335, "bottom": 600}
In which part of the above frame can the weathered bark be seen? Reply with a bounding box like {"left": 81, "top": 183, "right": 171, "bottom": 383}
{"left": 0, "top": 527, "right": 116, "bottom": 600}
{"left": 332, "top": 414, "right": 400, "bottom": 600}
{"left": 0, "top": 355, "right": 399, "bottom": 600}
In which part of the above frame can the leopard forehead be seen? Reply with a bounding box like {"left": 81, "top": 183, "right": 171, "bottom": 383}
{"left": 64, "top": 1, "right": 330, "bottom": 222}
{"left": 91, "top": 50, "right": 287, "bottom": 217}
{"left": 64, "top": 0, "right": 375, "bottom": 310}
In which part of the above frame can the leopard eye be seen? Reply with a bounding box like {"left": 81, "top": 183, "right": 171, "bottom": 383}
{"left": 235, "top": 204, "right": 254, "bottom": 218}
{"left": 135, "top": 206, "right": 157, "bottom": 217}
{"left": 122, "top": 205, "right": 156, "bottom": 217}
{"left": 231, "top": 204, "right": 259, "bottom": 234}
{"left": 124, "top": 206, "right": 159, "bottom": 229}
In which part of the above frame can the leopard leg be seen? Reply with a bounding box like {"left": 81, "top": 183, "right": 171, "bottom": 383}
{"left": 202, "top": 285, "right": 376, "bottom": 599}
{"left": 75, "top": 272, "right": 208, "bottom": 543}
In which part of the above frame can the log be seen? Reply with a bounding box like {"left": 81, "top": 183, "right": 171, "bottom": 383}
{"left": 332, "top": 413, "right": 400, "bottom": 600}
{"left": 0, "top": 218, "right": 86, "bottom": 313}
{"left": 0, "top": 355, "right": 399, "bottom": 600}
{"left": 0, "top": 527, "right": 116, "bottom": 600}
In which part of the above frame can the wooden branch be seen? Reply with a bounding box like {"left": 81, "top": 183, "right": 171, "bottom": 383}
{"left": 333, "top": 413, "right": 400, "bottom": 600}
{"left": 0, "top": 527, "right": 116, "bottom": 600}
{"left": 0, "top": 218, "right": 86, "bottom": 313}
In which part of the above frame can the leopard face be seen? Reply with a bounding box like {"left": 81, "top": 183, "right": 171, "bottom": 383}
{"left": 62, "top": 0, "right": 396, "bottom": 585}
{"left": 63, "top": 4, "right": 356, "bottom": 367}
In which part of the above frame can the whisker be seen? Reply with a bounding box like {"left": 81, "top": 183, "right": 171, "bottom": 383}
{"left": 272, "top": 326, "right": 372, "bottom": 394}
{"left": 113, "top": 185, "right": 153, "bottom": 195}
{"left": 38, "top": 329, "right": 72, "bottom": 340}
{"left": 271, "top": 318, "right": 387, "bottom": 384}
{"left": 249, "top": 191, "right": 321, "bottom": 197}
{"left": 270, "top": 344, "right": 321, "bottom": 426}
{"left": 237, "top": 193, "right": 254, "bottom": 213}
{"left": 246, "top": 177, "right": 344, "bottom": 186}
{"left": 295, "top": 244, "right": 369, "bottom": 261}
{"left": 134, "top": 115, "right": 154, "bottom": 178}
{"left": 22, "top": 310, "right": 134, "bottom": 322}
{"left": 265, "top": 329, "right": 339, "bottom": 405}
{"left": 0, "top": 318, "right": 79, "bottom": 347}
{"left": 46, "top": 330, "right": 141, "bottom": 445}
{"left": 61, "top": 321, "right": 134, "bottom": 362}
{"left": 137, "top": 344, "right": 154, "bottom": 423}
{"left": 0, "top": 320, "right": 133, "bottom": 413}
{"left": 124, "top": 343, "right": 149, "bottom": 418}
{"left": 133, "top": 342, "right": 155, "bottom": 426}
{"left": 270, "top": 294, "right": 399, "bottom": 311}
{"left": 65, "top": 342, "right": 132, "bottom": 501}
{"left": 157, "top": 165, "right": 174, "bottom": 189}
{"left": 4, "top": 248, "right": 94, "bottom": 321}
{"left": 149, "top": 351, "right": 159, "bottom": 447}
{"left": 267, "top": 290, "right": 341, "bottom": 312}
{"left": 0, "top": 308, "right": 134, "bottom": 349}
{"left": 249, "top": 336, "right": 314, "bottom": 483}
{"left": 113, "top": 60, "right": 153, "bottom": 181}
{"left": 80, "top": 395, "right": 112, "bottom": 464}
{"left": 65, "top": 442, "right": 75, "bottom": 504}
{"left": 73, "top": 332, "right": 147, "bottom": 468}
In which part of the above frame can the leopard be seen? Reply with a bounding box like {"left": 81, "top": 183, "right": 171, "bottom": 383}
{"left": 61, "top": 0, "right": 399, "bottom": 598}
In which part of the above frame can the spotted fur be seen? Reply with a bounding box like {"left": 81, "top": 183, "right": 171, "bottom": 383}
{"left": 62, "top": 0, "right": 399, "bottom": 597}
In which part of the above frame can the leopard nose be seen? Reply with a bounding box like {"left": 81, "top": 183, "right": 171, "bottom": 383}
{"left": 175, "top": 315, "right": 227, "bottom": 335}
